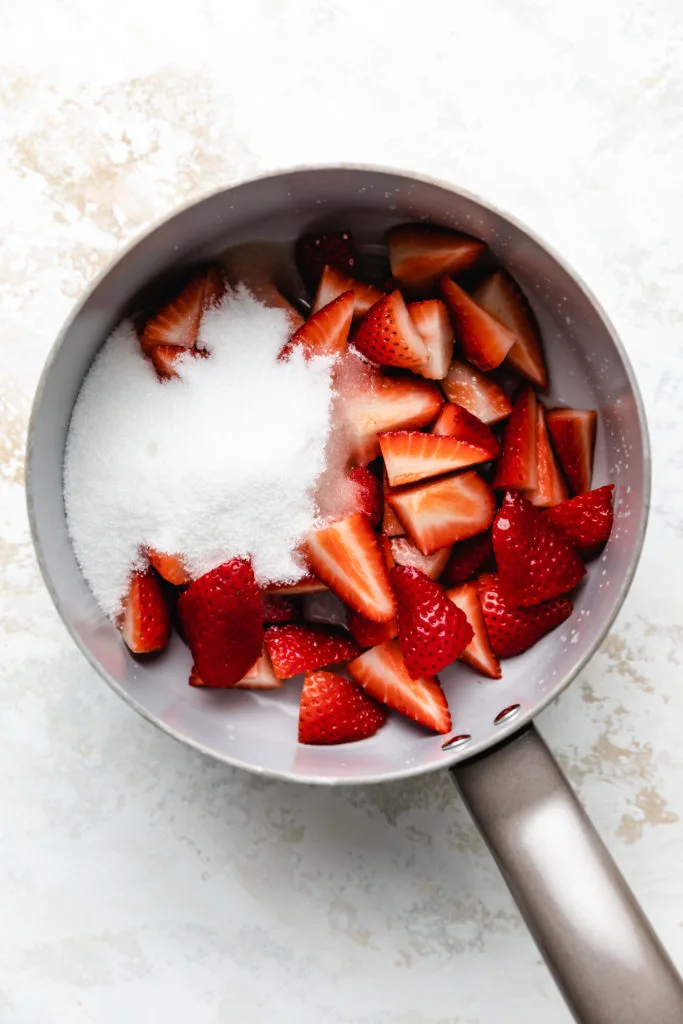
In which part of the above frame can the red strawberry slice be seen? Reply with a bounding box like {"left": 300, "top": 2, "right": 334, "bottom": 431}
{"left": 264, "top": 623, "right": 360, "bottom": 678}
{"left": 265, "top": 574, "right": 328, "bottom": 595}
{"left": 348, "top": 465, "right": 383, "bottom": 527}
{"left": 313, "top": 265, "right": 384, "bottom": 318}
{"left": 147, "top": 549, "right": 192, "bottom": 587}
{"left": 431, "top": 403, "right": 499, "bottom": 454}
{"left": 392, "top": 565, "right": 473, "bottom": 678}
{"left": 389, "top": 536, "right": 451, "bottom": 580}
{"left": 477, "top": 572, "right": 573, "bottom": 657}
{"left": 148, "top": 345, "right": 207, "bottom": 380}
{"left": 141, "top": 267, "right": 224, "bottom": 351}
{"left": 493, "top": 491, "right": 585, "bottom": 607}
{"left": 388, "top": 470, "right": 496, "bottom": 555}
{"left": 347, "top": 609, "right": 398, "bottom": 648}
{"left": 492, "top": 386, "right": 538, "bottom": 491}
{"left": 348, "top": 639, "right": 452, "bottom": 734}
{"left": 408, "top": 299, "right": 454, "bottom": 379}
{"left": 474, "top": 269, "right": 548, "bottom": 388}
{"left": 382, "top": 503, "right": 405, "bottom": 537}
{"left": 178, "top": 558, "right": 264, "bottom": 687}
{"left": 441, "top": 530, "right": 493, "bottom": 586}
{"left": 387, "top": 224, "right": 485, "bottom": 292}
{"left": 441, "top": 360, "right": 512, "bottom": 425}
{"left": 281, "top": 291, "right": 354, "bottom": 359}
{"left": 295, "top": 231, "right": 355, "bottom": 292}
{"left": 527, "top": 404, "right": 569, "bottom": 508}
{"left": 298, "top": 670, "right": 386, "bottom": 745}
{"left": 190, "top": 649, "right": 283, "bottom": 690}
{"left": 379, "top": 534, "right": 396, "bottom": 570}
{"left": 119, "top": 568, "right": 171, "bottom": 654}
{"left": 446, "top": 582, "right": 501, "bottom": 679}
{"left": 379, "top": 429, "right": 495, "bottom": 488}
{"left": 305, "top": 513, "right": 397, "bottom": 622}
{"left": 546, "top": 408, "right": 598, "bottom": 495}
{"left": 353, "top": 291, "right": 428, "bottom": 370}
{"left": 261, "top": 593, "right": 299, "bottom": 622}
{"left": 545, "top": 485, "right": 615, "bottom": 560}
{"left": 441, "top": 277, "right": 517, "bottom": 371}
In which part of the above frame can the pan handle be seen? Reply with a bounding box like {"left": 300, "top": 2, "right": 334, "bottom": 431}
{"left": 451, "top": 724, "right": 683, "bottom": 1024}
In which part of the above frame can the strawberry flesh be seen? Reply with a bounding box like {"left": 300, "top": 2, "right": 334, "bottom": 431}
{"left": 545, "top": 485, "right": 615, "bottom": 560}
{"left": 446, "top": 581, "right": 501, "bottom": 679}
{"left": 388, "top": 470, "right": 496, "bottom": 555}
{"left": 389, "top": 536, "right": 451, "bottom": 580}
{"left": 492, "top": 386, "right": 538, "bottom": 491}
{"left": 441, "top": 276, "right": 517, "bottom": 371}
{"left": 190, "top": 649, "right": 282, "bottom": 690}
{"left": 477, "top": 572, "right": 573, "bottom": 657}
{"left": 298, "top": 670, "right": 386, "bottom": 745}
{"left": 431, "top": 403, "right": 499, "bottom": 453}
{"left": 281, "top": 290, "right": 354, "bottom": 359}
{"left": 313, "top": 265, "right": 384, "bottom": 318}
{"left": 141, "top": 267, "right": 224, "bottom": 351}
{"left": 260, "top": 593, "right": 300, "bottom": 623}
{"left": 408, "top": 299, "right": 454, "bottom": 379}
{"left": 353, "top": 290, "right": 428, "bottom": 370}
{"left": 348, "top": 465, "right": 383, "bottom": 527}
{"left": 387, "top": 224, "right": 485, "bottom": 292}
{"left": 295, "top": 232, "right": 355, "bottom": 292}
{"left": 147, "top": 549, "right": 192, "bottom": 587}
{"left": 380, "top": 429, "right": 495, "bottom": 488}
{"left": 441, "top": 531, "right": 493, "bottom": 586}
{"left": 392, "top": 565, "right": 473, "bottom": 678}
{"left": 347, "top": 609, "right": 398, "bottom": 648}
{"left": 546, "top": 408, "right": 598, "bottom": 495}
{"left": 441, "top": 360, "right": 512, "bottom": 425}
{"left": 474, "top": 269, "right": 548, "bottom": 388}
{"left": 119, "top": 568, "right": 171, "bottom": 654}
{"left": 264, "top": 623, "right": 360, "bottom": 679}
{"left": 527, "top": 404, "right": 569, "bottom": 508}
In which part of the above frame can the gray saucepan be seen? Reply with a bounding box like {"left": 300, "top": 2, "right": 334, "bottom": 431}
{"left": 25, "top": 166, "right": 683, "bottom": 1023}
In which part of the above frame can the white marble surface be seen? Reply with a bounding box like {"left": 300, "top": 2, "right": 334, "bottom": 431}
{"left": 2, "top": 1, "right": 683, "bottom": 1021}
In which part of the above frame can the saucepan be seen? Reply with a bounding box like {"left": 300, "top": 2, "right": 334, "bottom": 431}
{"left": 25, "top": 166, "right": 683, "bottom": 1023}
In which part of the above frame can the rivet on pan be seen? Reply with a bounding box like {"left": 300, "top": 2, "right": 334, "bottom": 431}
{"left": 441, "top": 733, "right": 472, "bottom": 751}
{"left": 494, "top": 704, "right": 521, "bottom": 726}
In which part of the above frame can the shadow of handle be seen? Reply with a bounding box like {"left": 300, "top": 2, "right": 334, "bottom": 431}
{"left": 451, "top": 724, "right": 683, "bottom": 1024}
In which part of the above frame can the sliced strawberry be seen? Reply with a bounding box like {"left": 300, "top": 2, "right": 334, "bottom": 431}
{"left": 389, "top": 536, "right": 451, "bottom": 580}
{"left": 261, "top": 593, "right": 299, "bottom": 623}
{"left": 313, "top": 265, "right": 384, "bottom": 318}
{"left": 441, "top": 531, "right": 493, "bottom": 586}
{"left": 546, "top": 408, "right": 598, "bottom": 495}
{"left": 493, "top": 491, "right": 585, "bottom": 607}
{"left": 392, "top": 565, "right": 473, "bottom": 678}
{"left": 492, "top": 386, "right": 538, "bottom": 491}
{"left": 388, "top": 470, "right": 496, "bottom": 555}
{"left": 474, "top": 269, "right": 548, "bottom": 388}
{"left": 379, "top": 534, "right": 396, "bottom": 570}
{"left": 408, "top": 299, "right": 454, "bottom": 379}
{"left": 298, "top": 670, "right": 386, "bottom": 745}
{"left": 446, "top": 581, "right": 501, "bottom": 679}
{"left": 305, "top": 513, "right": 397, "bottom": 622}
{"left": 348, "top": 465, "right": 383, "bottom": 527}
{"left": 527, "top": 404, "right": 569, "bottom": 508}
{"left": 431, "top": 403, "right": 499, "bottom": 454}
{"left": 281, "top": 291, "right": 354, "bottom": 359}
{"left": 353, "top": 291, "right": 428, "bottom": 370}
{"left": 147, "top": 549, "right": 192, "bottom": 587}
{"left": 477, "top": 572, "right": 573, "bottom": 657}
{"left": 141, "top": 267, "right": 224, "bottom": 351}
{"left": 178, "top": 558, "right": 264, "bottom": 687}
{"left": 441, "top": 359, "right": 512, "bottom": 425}
{"left": 379, "top": 429, "right": 495, "bottom": 488}
{"left": 119, "top": 568, "right": 171, "bottom": 654}
{"left": 264, "top": 623, "right": 360, "bottom": 678}
{"left": 189, "top": 648, "right": 283, "bottom": 690}
{"left": 441, "top": 277, "right": 517, "bottom": 371}
{"left": 382, "top": 502, "right": 405, "bottom": 537}
{"left": 348, "top": 639, "right": 451, "bottom": 734}
{"left": 387, "top": 224, "right": 485, "bottom": 292}
{"left": 265, "top": 574, "right": 328, "bottom": 595}
{"left": 148, "top": 345, "right": 206, "bottom": 380}
{"left": 545, "top": 485, "right": 615, "bottom": 560}
{"left": 295, "top": 231, "right": 355, "bottom": 291}
{"left": 347, "top": 610, "right": 398, "bottom": 648}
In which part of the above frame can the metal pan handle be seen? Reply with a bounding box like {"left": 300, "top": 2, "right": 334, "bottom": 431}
{"left": 451, "top": 724, "right": 683, "bottom": 1024}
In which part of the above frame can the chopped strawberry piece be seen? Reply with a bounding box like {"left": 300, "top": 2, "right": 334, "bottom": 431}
{"left": 353, "top": 291, "right": 428, "bottom": 370}
{"left": 119, "top": 568, "right": 171, "bottom": 654}
{"left": 298, "top": 670, "right": 386, "bottom": 745}
{"left": 441, "top": 360, "right": 512, "bottom": 425}
{"left": 148, "top": 345, "right": 206, "bottom": 380}
{"left": 265, "top": 575, "right": 328, "bottom": 596}
{"left": 431, "top": 403, "right": 500, "bottom": 453}
{"left": 493, "top": 491, "right": 585, "bottom": 607}
{"left": 545, "top": 485, "right": 615, "bottom": 560}
{"left": 388, "top": 470, "right": 496, "bottom": 555}
{"left": 441, "top": 531, "right": 493, "bottom": 586}
{"left": 392, "top": 566, "right": 473, "bottom": 678}
{"left": 264, "top": 623, "right": 360, "bottom": 678}
{"left": 348, "top": 465, "right": 383, "bottom": 527}
{"left": 389, "top": 536, "right": 451, "bottom": 580}
{"left": 295, "top": 231, "right": 355, "bottom": 292}
{"left": 477, "top": 572, "right": 573, "bottom": 657}
{"left": 281, "top": 291, "right": 354, "bottom": 359}
{"left": 147, "top": 549, "right": 192, "bottom": 587}
{"left": 546, "top": 408, "right": 598, "bottom": 495}
{"left": 313, "top": 265, "right": 384, "bottom": 318}
{"left": 382, "top": 502, "right": 405, "bottom": 537}
{"left": 379, "top": 429, "right": 495, "bottom": 488}
{"left": 348, "top": 639, "right": 452, "bottom": 734}
{"left": 446, "top": 582, "right": 501, "bottom": 679}
{"left": 347, "top": 609, "right": 398, "bottom": 648}
{"left": 305, "top": 513, "right": 397, "bottom": 622}
{"left": 387, "top": 224, "right": 485, "bottom": 292}
{"left": 141, "top": 267, "right": 224, "bottom": 351}
{"left": 379, "top": 534, "right": 396, "bottom": 570}
{"left": 474, "top": 269, "right": 548, "bottom": 388}
{"left": 190, "top": 649, "right": 283, "bottom": 690}
{"left": 492, "top": 386, "right": 538, "bottom": 491}
{"left": 527, "top": 405, "right": 569, "bottom": 508}
{"left": 178, "top": 558, "right": 264, "bottom": 687}
{"left": 408, "top": 299, "right": 454, "bottom": 379}
{"left": 441, "top": 277, "right": 517, "bottom": 371}
{"left": 260, "top": 593, "right": 299, "bottom": 623}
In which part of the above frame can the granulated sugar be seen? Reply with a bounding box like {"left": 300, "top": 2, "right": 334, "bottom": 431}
{"left": 64, "top": 288, "right": 335, "bottom": 618}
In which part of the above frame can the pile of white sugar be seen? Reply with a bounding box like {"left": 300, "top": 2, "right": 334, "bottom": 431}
{"left": 64, "top": 288, "right": 335, "bottom": 618}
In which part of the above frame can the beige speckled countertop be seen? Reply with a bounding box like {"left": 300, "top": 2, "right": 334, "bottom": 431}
{"left": 2, "top": 2, "right": 683, "bottom": 1021}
